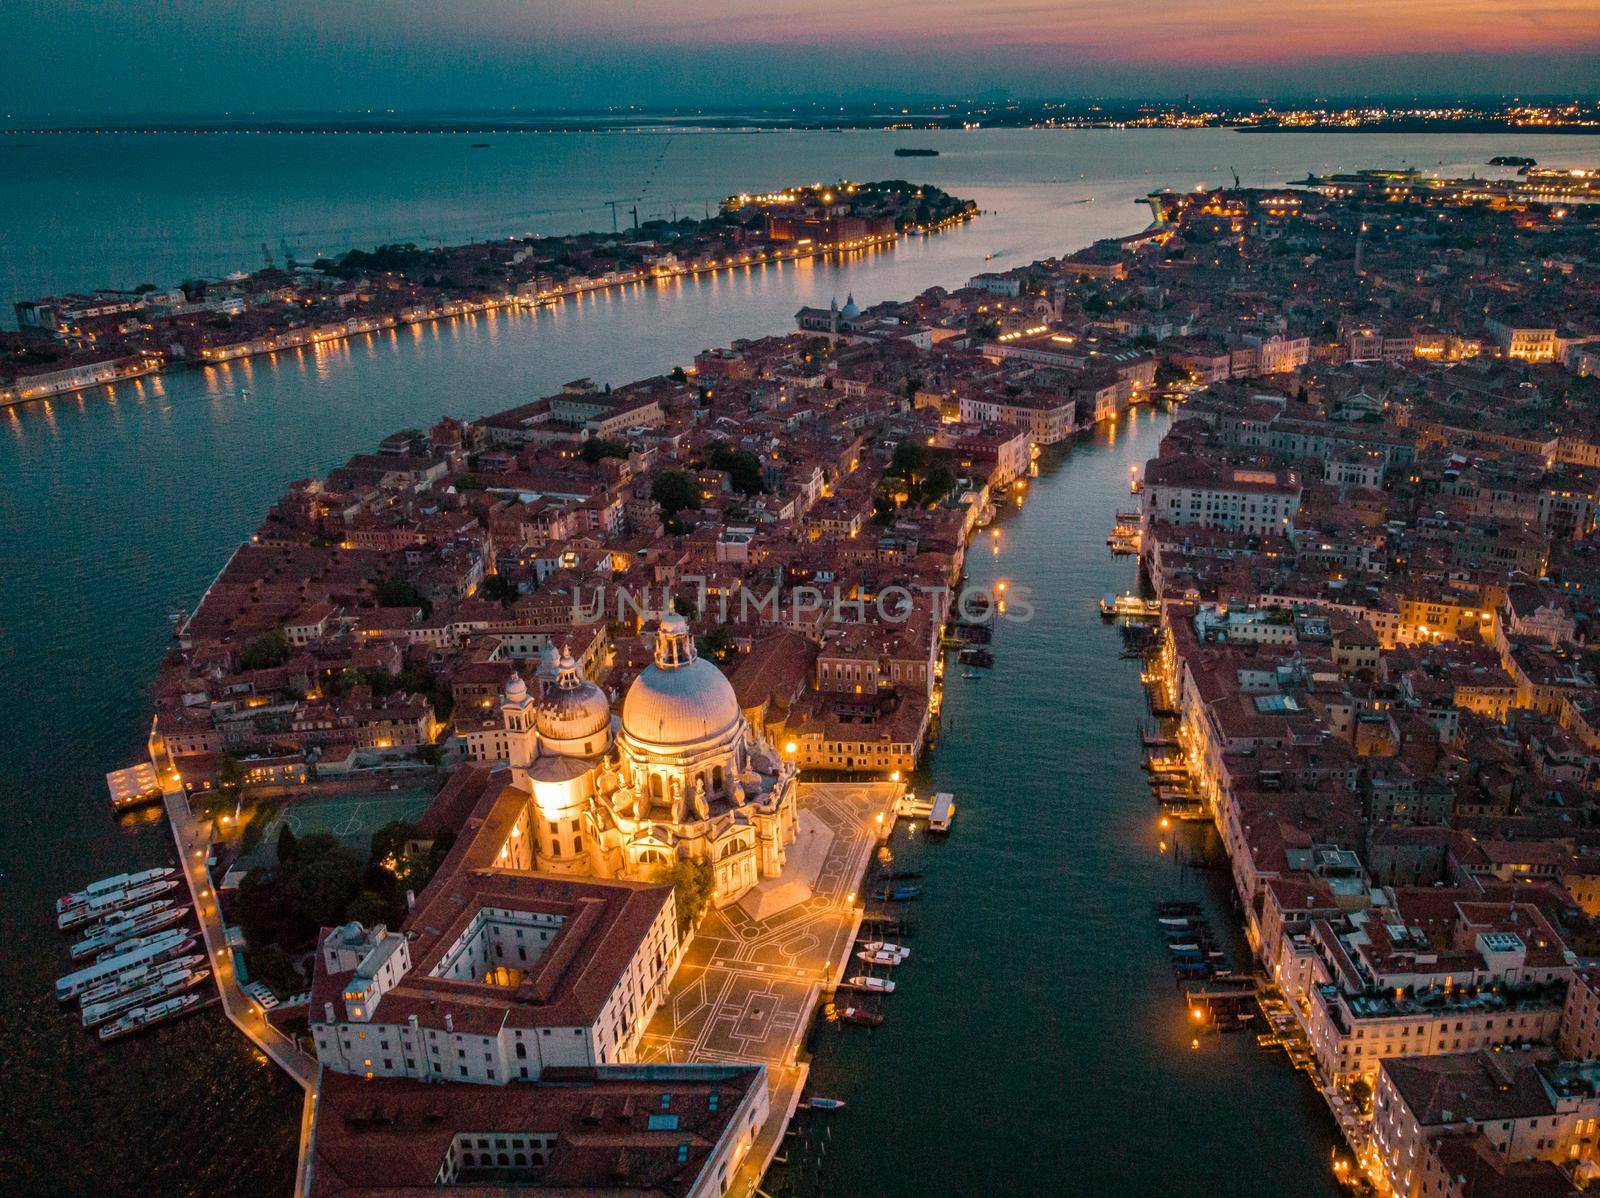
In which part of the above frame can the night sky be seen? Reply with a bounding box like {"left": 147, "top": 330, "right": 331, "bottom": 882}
{"left": 6, "top": 0, "right": 1599, "bottom": 116}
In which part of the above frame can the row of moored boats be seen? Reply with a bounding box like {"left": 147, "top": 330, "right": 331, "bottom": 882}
{"left": 54, "top": 867, "right": 207, "bottom": 1039}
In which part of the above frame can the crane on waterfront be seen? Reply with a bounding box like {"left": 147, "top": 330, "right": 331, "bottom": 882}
{"left": 603, "top": 198, "right": 643, "bottom": 234}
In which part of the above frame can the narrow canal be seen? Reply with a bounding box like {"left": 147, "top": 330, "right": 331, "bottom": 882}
{"left": 794, "top": 409, "right": 1343, "bottom": 1197}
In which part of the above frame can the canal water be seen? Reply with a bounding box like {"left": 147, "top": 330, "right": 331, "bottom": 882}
{"left": 799, "top": 410, "right": 1343, "bottom": 1197}
{"left": 4, "top": 129, "right": 1595, "bottom": 1195}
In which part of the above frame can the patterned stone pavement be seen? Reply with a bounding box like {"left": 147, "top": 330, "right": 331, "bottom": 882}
{"left": 635, "top": 781, "right": 900, "bottom": 1196}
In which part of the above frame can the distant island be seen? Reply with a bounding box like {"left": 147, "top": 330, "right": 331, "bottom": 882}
{"left": 1, "top": 181, "right": 978, "bottom": 406}
{"left": 6, "top": 96, "right": 1599, "bottom": 136}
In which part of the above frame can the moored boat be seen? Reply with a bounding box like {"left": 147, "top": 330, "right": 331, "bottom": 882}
{"left": 58, "top": 878, "right": 182, "bottom": 930}
{"left": 857, "top": 949, "right": 906, "bottom": 967}
{"left": 56, "top": 930, "right": 195, "bottom": 1001}
{"left": 82, "top": 966, "right": 210, "bottom": 1027}
{"left": 97, "top": 992, "right": 201, "bottom": 1041}
{"left": 859, "top": 942, "right": 909, "bottom": 958}
{"left": 846, "top": 975, "right": 895, "bottom": 993}
{"left": 871, "top": 884, "right": 923, "bottom": 902}
{"left": 835, "top": 1006, "right": 883, "bottom": 1028}
{"left": 78, "top": 898, "right": 174, "bottom": 937}
{"left": 56, "top": 867, "right": 175, "bottom": 916}
{"left": 71, "top": 906, "right": 189, "bottom": 959}
{"left": 77, "top": 952, "right": 206, "bottom": 1006}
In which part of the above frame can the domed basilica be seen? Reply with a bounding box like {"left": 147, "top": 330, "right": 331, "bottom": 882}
{"left": 490, "top": 614, "right": 798, "bottom": 905}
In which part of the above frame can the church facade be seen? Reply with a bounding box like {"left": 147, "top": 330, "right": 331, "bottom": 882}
{"left": 467, "top": 614, "right": 799, "bottom": 905}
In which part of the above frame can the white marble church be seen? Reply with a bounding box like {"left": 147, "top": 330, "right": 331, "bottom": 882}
{"left": 467, "top": 614, "right": 799, "bottom": 905}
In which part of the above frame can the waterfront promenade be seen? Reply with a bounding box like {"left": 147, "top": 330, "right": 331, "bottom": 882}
{"left": 162, "top": 783, "right": 316, "bottom": 1087}
{"left": 637, "top": 781, "right": 899, "bottom": 1197}
{"left": 162, "top": 778, "right": 322, "bottom": 1196}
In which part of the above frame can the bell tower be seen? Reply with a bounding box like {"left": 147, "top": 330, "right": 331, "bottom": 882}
{"left": 501, "top": 672, "right": 537, "bottom": 787}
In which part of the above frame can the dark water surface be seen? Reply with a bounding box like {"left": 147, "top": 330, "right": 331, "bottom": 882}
{"left": 4, "top": 129, "right": 1594, "bottom": 1196}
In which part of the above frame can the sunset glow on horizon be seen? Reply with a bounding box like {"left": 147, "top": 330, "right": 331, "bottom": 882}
{"left": 6, "top": 0, "right": 1599, "bottom": 114}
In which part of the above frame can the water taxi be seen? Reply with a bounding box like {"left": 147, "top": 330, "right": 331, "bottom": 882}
{"left": 928, "top": 792, "right": 956, "bottom": 833}
{"left": 1098, "top": 593, "right": 1161, "bottom": 620}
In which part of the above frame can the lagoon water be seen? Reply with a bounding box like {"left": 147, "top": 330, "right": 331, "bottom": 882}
{"left": 3, "top": 128, "right": 1595, "bottom": 1196}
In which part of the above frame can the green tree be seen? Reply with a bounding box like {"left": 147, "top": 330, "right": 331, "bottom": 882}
{"left": 479, "top": 572, "right": 520, "bottom": 606}
{"left": 651, "top": 469, "right": 700, "bottom": 516}
{"left": 283, "top": 833, "right": 363, "bottom": 931}
{"left": 890, "top": 440, "right": 925, "bottom": 480}
{"left": 346, "top": 889, "right": 394, "bottom": 929}
{"left": 244, "top": 943, "right": 304, "bottom": 998}
{"left": 276, "top": 822, "right": 299, "bottom": 866}
{"left": 706, "top": 442, "right": 767, "bottom": 496}
{"left": 374, "top": 576, "right": 428, "bottom": 614}
{"left": 652, "top": 858, "right": 715, "bottom": 936}
{"left": 371, "top": 820, "right": 421, "bottom": 872}
{"left": 238, "top": 631, "right": 291, "bottom": 670}
{"left": 236, "top": 867, "right": 289, "bottom": 948}
{"left": 921, "top": 460, "right": 958, "bottom": 504}
{"left": 580, "top": 438, "right": 629, "bottom": 464}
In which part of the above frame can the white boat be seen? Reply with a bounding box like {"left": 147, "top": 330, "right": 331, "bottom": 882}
{"left": 1158, "top": 916, "right": 1191, "bottom": 929}
{"left": 928, "top": 792, "right": 956, "bottom": 833}
{"left": 78, "top": 952, "right": 206, "bottom": 1006}
{"left": 856, "top": 949, "right": 906, "bottom": 967}
{"left": 860, "top": 942, "right": 910, "bottom": 958}
{"left": 82, "top": 967, "right": 210, "bottom": 1027}
{"left": 71, "top": 907, "right": 189, "bottom": 960}
{"left": 98, "top": 992, "right": 202, "bottom": 1041}
{"left": 58, "top": 878, "right": 182, "bottom": 930}
{"left": 847, "top": 975, "right": 895, "bottom": 993}
{"left": 79, "top": 898, "right": 173, "bottom": 937}
{"left": 56, "top": 930, "right": 195, "bottom": 1001}
{"left": 56, "top": 867, "right": 175, "bottom": 916}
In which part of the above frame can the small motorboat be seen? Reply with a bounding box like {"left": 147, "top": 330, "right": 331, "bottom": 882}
{"left": 804, "top": 1097, "right": 846, "bottom": 1111}
{"left": 835, "top": 1006, "right": 884, "bottom": 1028}
{"left": 857, "top": 949, "right": 906, "bottom": 967}
{"left": 872, "top": 885, "right": 923, "bottom": 902}
{"left": 860, "top": 942, "right": 910, "bottom": 958}
{"left": 1157, "top": 916, "right": 1190, "bottom": 929}
{"left": 847, "top": 975, "right": 895, "bottom": 993}
{"left": 961, "top": 670, "right": 982, "bottom": 679}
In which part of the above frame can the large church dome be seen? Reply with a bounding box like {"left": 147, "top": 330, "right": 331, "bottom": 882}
{"left": 536, "top": 651, "right": 611, "bottom": 755}
{"left": 621, "top": 615, "right": 740, "bottom": 748}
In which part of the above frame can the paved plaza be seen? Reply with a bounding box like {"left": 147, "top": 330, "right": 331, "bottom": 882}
{"left": 635, "top": 781, "right": 901, "bottom": 1195}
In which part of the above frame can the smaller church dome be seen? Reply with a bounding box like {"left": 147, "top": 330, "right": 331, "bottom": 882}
{"left": 536, "top": 652, "right": 610, "bottom": 752}
{"left": 504, "top": 672, "right": 528, "bottom": 703}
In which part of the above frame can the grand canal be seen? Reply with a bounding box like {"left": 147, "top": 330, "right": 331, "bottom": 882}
{"left": 5, "top": 127, "right": 1594, "bottom": 1194}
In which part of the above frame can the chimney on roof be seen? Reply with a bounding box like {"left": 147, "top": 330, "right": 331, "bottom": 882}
{"left": 445, "top": 1012, "right": 454, "bottom": 1032}
{"left": 405, "top": 888, "right": 415, "bottom": 910}
{"left": 324, "top": 1001, "right": 334, "bottom": 1022}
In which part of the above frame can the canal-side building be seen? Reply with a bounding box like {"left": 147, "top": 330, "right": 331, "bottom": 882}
{"left": 309, "top": 1056, "right": 769, "bottom": 1197}
{"left": 1374, "top": 1050, "right": 1600, "bottom": 1198}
